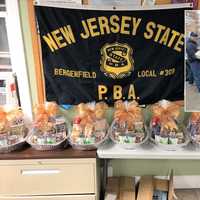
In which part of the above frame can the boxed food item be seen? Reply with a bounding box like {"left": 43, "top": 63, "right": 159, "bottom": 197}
{"left": 150, "top": 100, "right": 188, "bottom": 150}
{"left": 27, "top": 102, "right": 69, "bottom": 150}
{"left": 109, "top": 100, "right": 147, "bottom": 149}
{"left": 69, "top": 102, "right": 109, "bottom": 150}
{"left": 137, "top": 171, "right": 174, "bottom": 200}
{"left": 0, "top": 105, "right": 28, "bottom": 153}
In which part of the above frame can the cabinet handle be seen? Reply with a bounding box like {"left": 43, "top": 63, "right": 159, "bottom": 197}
{"left": 21, "top": 169, "right": 61, "bottom": 175}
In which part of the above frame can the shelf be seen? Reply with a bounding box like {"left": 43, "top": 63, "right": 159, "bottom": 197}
{"left": 97, "top": 142, "right": 200, "bottom": 160}
{"left": 0, "top": 145, "right": 97, "bottom": 160}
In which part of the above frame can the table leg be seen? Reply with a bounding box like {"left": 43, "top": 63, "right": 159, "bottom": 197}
{"left": 101, "top": 159, "right": 109, "bottom": 200}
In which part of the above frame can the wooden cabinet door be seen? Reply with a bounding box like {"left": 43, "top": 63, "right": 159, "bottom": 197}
{"left": 0, "top": 160, "right": 96, "bottom": 195}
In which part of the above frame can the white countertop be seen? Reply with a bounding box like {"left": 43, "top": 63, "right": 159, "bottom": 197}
{"left": 97, "top": 142, "right": 200, "bottom": 160}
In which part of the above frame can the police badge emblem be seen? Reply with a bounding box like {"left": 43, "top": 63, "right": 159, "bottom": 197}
{"left": 100, "top": 42, "right": 134, "bottom": 79}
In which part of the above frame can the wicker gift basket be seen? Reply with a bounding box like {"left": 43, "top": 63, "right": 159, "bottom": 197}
{"left": 69, "top": 102, "right": 109, "bottom": 150}
{"left": 0, "top": 105, "right": 28, "bottom": 153}
{"left": 150, "top": 100, "right": 189, "bottom": 151}
{"left": 109, "top": 100, "right": 149, "bottom": 149}
{"left": 27, "top": 102, "right": 69, "bottom": 151}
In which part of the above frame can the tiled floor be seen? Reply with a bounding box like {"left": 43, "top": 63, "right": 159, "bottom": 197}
{"left": 175, "top": 189, "right": 200, "bottom": 200}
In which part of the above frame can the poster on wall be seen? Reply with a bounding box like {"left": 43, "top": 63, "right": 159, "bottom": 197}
{"left": 35, "top": 5, "right": 187, "bottom": 106}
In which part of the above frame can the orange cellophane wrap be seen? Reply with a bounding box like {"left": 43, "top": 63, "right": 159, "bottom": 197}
{"left": 95, "top": 102, "right": 108, "bottom": 120}
{"left": 46, "top": 102, "right": 58, "bottom": 117}
{"left": 0, "top": 106, "right": 24, "bottom": 134}
{"left": 33, "top": 102, "right": 58, "bottom": 133}
{"left": 76, "top": 102, "right": 108, "bottom": 126}
{"left": 0, "top": 106, "right": 8, "bottom": 134}
{"left": 190, "top": 112, "right": 200, "bottom": 124}
{"left": 151, "top": 102, "right": 181, "bottom": 132}
{"left": 76, "top": 103, "right": 95, "bottom": 127}
{"left": 6, "top": 107, "right": 24, "bottom": 124}
{"left": 113, "top": 100, "right": 143, "bottom": 130}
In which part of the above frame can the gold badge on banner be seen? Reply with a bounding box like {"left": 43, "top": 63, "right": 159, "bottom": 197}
{"left": 100, "top": 42, "right": 134, "bottom": 79}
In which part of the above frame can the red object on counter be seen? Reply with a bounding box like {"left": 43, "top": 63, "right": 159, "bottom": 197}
{"left": 152, "top": 116, "right": 160, "bottom": 126}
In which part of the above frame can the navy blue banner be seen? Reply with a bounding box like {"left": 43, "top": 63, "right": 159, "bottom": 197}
{"left": 36, "top": 6, "right": 186, "bottom": 105}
